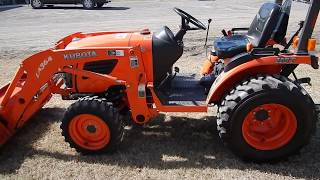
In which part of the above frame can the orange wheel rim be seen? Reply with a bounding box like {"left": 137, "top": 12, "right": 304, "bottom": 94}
{"left": 242, "top": 104, "right": 297, "bottom": 151}
{"left": 69, "top": 114, "right": 110, "bottom": 150}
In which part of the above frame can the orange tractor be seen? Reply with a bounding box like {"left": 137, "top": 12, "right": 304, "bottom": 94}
{"left": 0, "top": 0, "right": 319, "bottom": 162}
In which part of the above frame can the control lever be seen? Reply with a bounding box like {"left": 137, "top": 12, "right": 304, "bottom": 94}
{"left": 174, "top": 67, "right": 180, "bottom": 73}
{"left": 295, "top": 77, "right": 312, "bottom": 86}
{"left": 292, "top": 71, "right": 311, "bottom": 86}
{"left": 157, "top": 67, "right": 180, "bottom": 89}
{"left": 221, "top": 29, "right": 228, "bottom": 36}
{"left": 284, "top": 21, "right": 304, "bottom": 50}
{"left": 171, "top": 67, "right": 180, "bottom": 80}
{"left": 204, "top": 18, "right": 212, "bottom": 47}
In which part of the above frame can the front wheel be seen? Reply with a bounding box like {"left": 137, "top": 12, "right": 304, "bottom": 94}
{"left": 82, "top": 0, "right": 95, "bottom": 9}
{"left": 217, "top": 75, "right": 316, "bottom": 162}
{"left": 30, "top": 0, "right": 43, "bottom": 9}
{"left": 61, "top": 97, "right": 124, "bottom": 154}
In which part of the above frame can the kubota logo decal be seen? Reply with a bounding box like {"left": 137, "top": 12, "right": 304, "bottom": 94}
{"left": 36, "top": 56, "right": 53, "bottom": 79}
{"left": 64, "top": 51, "right": 97, "bottom": 60}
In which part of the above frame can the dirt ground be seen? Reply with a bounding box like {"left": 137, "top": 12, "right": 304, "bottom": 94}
{"left": 0, "top": 0, "right": 320, "bottom": 179}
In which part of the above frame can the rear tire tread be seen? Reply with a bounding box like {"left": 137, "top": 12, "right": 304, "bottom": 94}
{"left": 217, "top": 75, "right": 316, "bottom": 162}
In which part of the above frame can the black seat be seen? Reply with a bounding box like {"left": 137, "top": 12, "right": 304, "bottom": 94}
{"left": 213, "top": 2, "right": 282, "bottom": 59}
{"left": 213, "top": 35, "right": 249, "bottom": 59}
{"left": 200, "top": 0, "right": 292, "bottom": 89}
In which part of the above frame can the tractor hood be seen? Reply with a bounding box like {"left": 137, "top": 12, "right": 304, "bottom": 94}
{"left": 65, "top": 31, "right": 152, "bottom": 49}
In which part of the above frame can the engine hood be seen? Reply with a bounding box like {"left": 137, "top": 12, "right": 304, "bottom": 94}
{"left": 65, "top": 32, "right": 151, "bottom": 49}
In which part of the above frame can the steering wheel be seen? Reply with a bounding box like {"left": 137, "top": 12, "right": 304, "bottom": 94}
{"left": 174, "top": 7, "right": 206, "bottom": 30}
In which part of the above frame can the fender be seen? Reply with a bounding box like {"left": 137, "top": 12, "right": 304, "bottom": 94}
{"left": 206, "top": 55, "right": 314, "bottom": 104}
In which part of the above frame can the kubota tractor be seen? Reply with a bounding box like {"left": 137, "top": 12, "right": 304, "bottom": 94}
{"left": 0, "top": 0, "right": 319, "bottom": 162}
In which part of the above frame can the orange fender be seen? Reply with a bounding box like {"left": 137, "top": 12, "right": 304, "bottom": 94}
{"left": 206, "top": 55, "right": 313, "bottom": 104}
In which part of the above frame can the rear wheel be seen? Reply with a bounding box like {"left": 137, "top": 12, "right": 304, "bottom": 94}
{"left": 96, "top": 2, "right": 104, "bottom": 8}
{"left": 217, "top": 75, "right": 316, "bottom": 162}
{"left": 61, "top": 97, "right": 124, "bottom": 154}
{"left": 30, "top": 0, "right": 43, "bottom": 9}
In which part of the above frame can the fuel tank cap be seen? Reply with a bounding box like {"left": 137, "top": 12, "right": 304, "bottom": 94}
{"left": 140, "top": 29, "right": 151, "bottom": 35}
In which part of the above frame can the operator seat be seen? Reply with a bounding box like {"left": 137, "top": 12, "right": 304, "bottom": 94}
{"left": 213, "top": 2, "right": 283, "bottom": 59}
{"left": 199, "top": 1, "right": 292, "bottom": 89}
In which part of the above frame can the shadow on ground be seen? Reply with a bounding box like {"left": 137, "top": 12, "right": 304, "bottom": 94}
{"left": 0, "top": 5, "right": 23, "bottom": 12}
{"left": 38, "top": 5, "right": 130, "bottom": 10}
{"left": 0, "top": 106, "right": 319, "bottom": 179}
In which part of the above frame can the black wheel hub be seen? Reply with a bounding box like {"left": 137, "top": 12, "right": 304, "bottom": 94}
{"left": 87, "top": 125, "right": 97, "bottom": 133}
{"left": 255, "top": 109, "right": 269, "bottom": 121}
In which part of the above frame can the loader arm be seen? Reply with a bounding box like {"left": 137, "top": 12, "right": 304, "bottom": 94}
{"left": 0, "top": 45, "right": 129, "bottom": 145}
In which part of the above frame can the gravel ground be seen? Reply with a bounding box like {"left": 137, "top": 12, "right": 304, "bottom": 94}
{"left": 0, "top": 0, "right": 319, "bottom": 179}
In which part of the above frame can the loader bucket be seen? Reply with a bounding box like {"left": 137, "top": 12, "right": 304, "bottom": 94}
{"left": 0, "top": 122, "right": 11, "bottom": 145}
{"left": 0, "top": 83, "right": 13, "bottom": 145}
{"left": 0, "top": 83, "right": 10, "bottom": 105}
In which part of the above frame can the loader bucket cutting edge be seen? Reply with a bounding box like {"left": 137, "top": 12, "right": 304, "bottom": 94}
{"left": 0, "top": 83, "right": 10, "bottom": 105}
{"left": 0, "top": 83, "right": 12, "bottom": 145}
